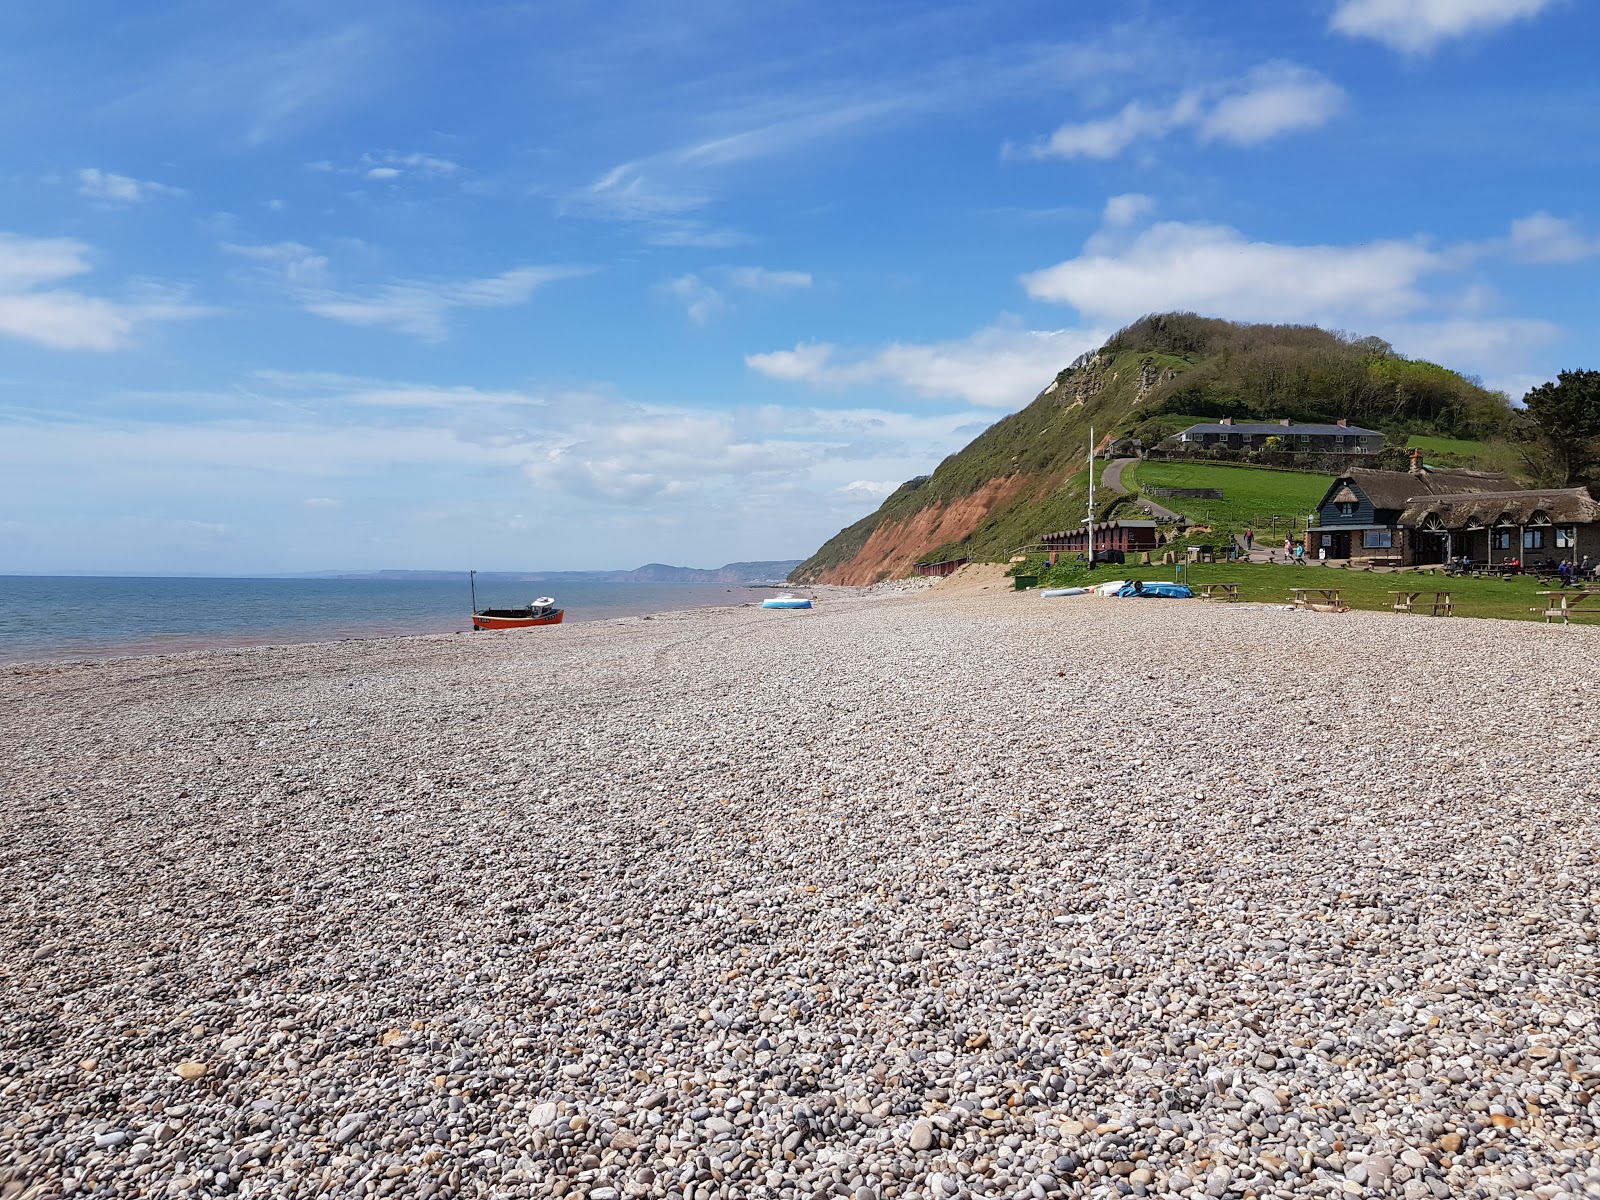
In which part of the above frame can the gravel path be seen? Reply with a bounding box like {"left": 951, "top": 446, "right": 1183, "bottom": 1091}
{"left": 4, "top": 594, "right": 1599, "bottom": 1200}
{"left": 1100, "top": 460, "right": 1180, "bottom": 523}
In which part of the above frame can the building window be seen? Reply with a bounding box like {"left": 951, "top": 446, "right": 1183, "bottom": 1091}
{"left": 1336, "top": 501, "right": 1356, "bottom": 517}
{"left": 1525, "top": 529, "right": 1545, "bottom": 550}
{"left": 1363, "top": 530, "right": 1392, "bottom": 549}
{"left": 1556, "top": 526, "right": 1577, "bottom": 549}
{"left": 1494, "top": 530, "right": 1514, "bottom": 550}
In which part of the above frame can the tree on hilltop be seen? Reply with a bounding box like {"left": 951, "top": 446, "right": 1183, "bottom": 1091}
{"left": 1521, "top": 369, "right": 1600, "bottom": 486}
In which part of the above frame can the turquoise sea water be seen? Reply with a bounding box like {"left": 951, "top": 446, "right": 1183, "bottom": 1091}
{"left": 0, "top": 576, "right": 756, "bottom": 664}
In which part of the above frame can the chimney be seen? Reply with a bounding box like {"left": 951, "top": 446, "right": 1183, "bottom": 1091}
{"left": 1337, "top": 418, "right": 1348, "bottom": 428}
{"left": 1279, "top": 418, "right": 1292, "bottom": 427}
{"left": 1219, "top": 416, "right": 1232, "bottom": 426}
{"left": 1410, "top": 447, "right": 1425, "bottom": 473}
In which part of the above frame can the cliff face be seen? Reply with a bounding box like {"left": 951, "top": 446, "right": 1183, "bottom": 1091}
{"left": 790, "top": 313, "right": 1512, "bottom": 584}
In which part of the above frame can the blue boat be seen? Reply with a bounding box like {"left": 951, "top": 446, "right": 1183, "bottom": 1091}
{"left": 761, "top": 596, "right": 812, "bottom": 609}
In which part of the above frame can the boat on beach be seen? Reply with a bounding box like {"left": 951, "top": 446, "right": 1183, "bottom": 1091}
{"left": 468, "top": 572, "right": 563, "bottom": 630}
{"left": 472, "top": 598, "right": 564, "bottom": 630}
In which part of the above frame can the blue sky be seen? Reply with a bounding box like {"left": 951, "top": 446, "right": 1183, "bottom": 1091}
{"left": 1, "top": 0, "right": 1596, "bottom": 573}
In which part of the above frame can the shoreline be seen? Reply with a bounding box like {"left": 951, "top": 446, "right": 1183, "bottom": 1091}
{"left": 0, "top": 578, "right": 893, "bottom": 669}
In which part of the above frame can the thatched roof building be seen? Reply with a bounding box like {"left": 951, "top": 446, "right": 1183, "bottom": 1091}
{"left": 1399, "top": 487, "right": 1600, "bottom": 528}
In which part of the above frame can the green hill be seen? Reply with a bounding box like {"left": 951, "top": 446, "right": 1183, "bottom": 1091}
{"left": 791, "top": 313, "right": 1514, "bottom": 584}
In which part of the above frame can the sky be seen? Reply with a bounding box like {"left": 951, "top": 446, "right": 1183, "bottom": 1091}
{"left": 1, "top": 0, "right": 1597, "bottom": 573}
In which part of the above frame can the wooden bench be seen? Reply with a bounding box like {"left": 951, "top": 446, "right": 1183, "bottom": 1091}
{"left": 1366, "top": 557, "right": 1403, "bottom": 569}
{"left": 1291, "top": 587, "right": 1348, "bottom": 613}
{"left": 1392, "top": 590, "right": 1453, "bottom": 617}
{"left": 1537, "top": 590, "right": 1600, "bottom": 624}
{"left": 1197, "top": 583, "right": 1240, "bottom": 602}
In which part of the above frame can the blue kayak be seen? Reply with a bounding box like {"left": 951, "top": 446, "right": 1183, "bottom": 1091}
{"left": 1116, "top": 582, "right": 1193, "bottom": 598}
{"left": 762, "top": 597, "right": 812, "bottom": 609}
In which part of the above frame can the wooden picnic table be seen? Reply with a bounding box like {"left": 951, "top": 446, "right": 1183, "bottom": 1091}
{"left": 1197, "top": 582, "right": 1239, "bottom": 601}
{"left": 1391, "top": 589, "right": 1454, "bottom": 617}
{"left": 1291, "top": 587, "right": 1348, "bottom": 613}
{"left": 1537, "top": 590, "right": 1600, "bottom": 624}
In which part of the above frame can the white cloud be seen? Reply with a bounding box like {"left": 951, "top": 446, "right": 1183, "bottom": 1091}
{"left": 77, "top": 168, "right": 185, "bottom": 204}
{"left": 725, "top": 267, "right": 812, "bottom": 293}
{"left": 524, "top": 409, "right": 809, "bottom": 503}
{"left": 223, "top": 241, "right": 330, "bottom": 285}
{"left": 1022, "top": 221, "right": 1443, "bottom": 323}
{"left": 661, "top": 274, "right": 728, "bottom": 326}
{"left": 0, "top": 234, "right": 92, "bottom": 291}
{"left": 0, "top": 232, "right": 204, "bottom": 350}
{"left": 304, "top": 266, "right": 583, "bottom": 339}
{"left": 1385, "top": 318, "right": 1563, "bottom": 379}
{"left": 1103, "top": 194, "right": 1156, "bottom": 228}
{"left": 303, "top": 497, "right": 341, "bottom": 508}
{"left": 1029, "top": 97, "right": 1197, "bottom": 159}
{"left": 1506, "top": 212, "right": 1600, "bottom": 264}
{"left": 661, "top": 267, "right": 811, "bottom": 324}
{"left": 1197, "top": 64, "right": 1345, "bottom": 146}
{"left": 747, "top": 324, "right": 1106, "bottom": 409}
{"left": 1025, "top": 63, "right": 1342, "bottom": 159}
{"left": 838, "top": 480, "right": 900, "bottom": 498}
{"left": 1331, "top": 0, "right": 1554, "bottom": 52}
{"left": 343, "top": 152, "right": 462, "bottom": 183}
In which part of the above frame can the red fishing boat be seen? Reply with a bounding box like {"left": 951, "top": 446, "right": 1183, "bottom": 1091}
{"left": 469, "top": 572, "right": 564, "bottom": 630}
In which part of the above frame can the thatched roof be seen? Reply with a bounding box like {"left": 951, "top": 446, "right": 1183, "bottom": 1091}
{"left": 1341, "top": 467, "right": 1521, "bottom": 512}
{"left": 1399, "top": 487, "right": 1600, "bottom": 528}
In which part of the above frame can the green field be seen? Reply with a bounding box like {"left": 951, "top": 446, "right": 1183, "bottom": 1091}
{"left": 1122, "top": 461, "right": 1332, "bottom": 540}
{"left": 1100, "top": 560, "right": 1587, "bottom": 624}
{"left": 1406, "top": 434, "right": 1490, "bottom": 456}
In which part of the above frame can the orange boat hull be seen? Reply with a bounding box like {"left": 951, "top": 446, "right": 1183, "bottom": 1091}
{"left": 472, "top": 610, "right": 564, "bottom": 630}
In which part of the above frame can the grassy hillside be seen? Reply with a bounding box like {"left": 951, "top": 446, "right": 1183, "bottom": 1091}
{"left": 791, "top": 314, "right": 1516, "bottom": 584}
{"left": 1123, "top": 462, "right": 1333, "bottom": 545}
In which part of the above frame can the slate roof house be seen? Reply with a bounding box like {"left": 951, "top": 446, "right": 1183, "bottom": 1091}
{"left": 1177, "top": 417, "right": 1383, "bottom": 454}
{"left": 1310, "top": 452, "right": 1600, "bottom": 566}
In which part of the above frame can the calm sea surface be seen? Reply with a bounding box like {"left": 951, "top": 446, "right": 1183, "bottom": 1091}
{"left": 0, "top": 576, "right": 760, "bottom": 664}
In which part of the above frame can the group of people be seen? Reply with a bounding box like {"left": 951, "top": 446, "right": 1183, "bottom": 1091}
{"left": 1447, "top": 554, "right": 1597, "bottom": 584}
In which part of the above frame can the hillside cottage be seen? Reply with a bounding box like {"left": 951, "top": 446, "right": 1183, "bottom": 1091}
{"left": 1309, "top": 455, "right": 1600, "bottom": 566}
{"left": 1177, "top": 417, "right": 1383, "bottom": 454}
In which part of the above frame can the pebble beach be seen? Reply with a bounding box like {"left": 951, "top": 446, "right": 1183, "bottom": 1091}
{"left": 3, "top": 586, "right": 1599, "bottom": 1200}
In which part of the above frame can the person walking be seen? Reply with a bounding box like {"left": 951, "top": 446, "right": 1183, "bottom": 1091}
{"left": 1245, "top": 528, "right": 1254, "bottom": 552}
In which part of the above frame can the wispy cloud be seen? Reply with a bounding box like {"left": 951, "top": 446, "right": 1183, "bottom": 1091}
{"left": 1505, "top": 212, "right": 1600, "bottom": 264}
{"left": 309, "top": 152, "right": 463, "bottom": 183}
{"left": 0, "top": 232, "right": 206, "bottom": 350}
{"left": 223, "top": 241, "right": 330, "bottom": 285}
{"left": 77, "top": 168, "right": 185, "bottom": 204}
{"left": 747, "top": 324, "right": 1104, "bottom": 409}
{"left": 104, "top": 24, "right": 387, "bottom": 146}
{"left": 661, "top": 265, "right": 812, "bottom": 324}
{"left": 303, "top": 266, "right": 585, "bottom": 339}
{"left": 1021, "top": 63, "right": 1343, "bottom": 159}
{"left": 1331, "top": 0, "right": 1555, "bottom": 53}
{"left": 563, "top": 32, "right": 1156, "bottom": 239}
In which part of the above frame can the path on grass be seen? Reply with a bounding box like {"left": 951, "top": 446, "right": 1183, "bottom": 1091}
{"left": 1102, "top": 457, "right": 1181, "bottom": 521}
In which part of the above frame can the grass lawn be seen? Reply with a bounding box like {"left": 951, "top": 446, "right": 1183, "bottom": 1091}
{"left": 1407, "top": 434, "right": 1489, "bottom": 457}
{"left": 1123, "top": 462, "right": 1332, "bottom": 537}
{"left": 1099, "top": 560, "right": 1590, "bottom": 624}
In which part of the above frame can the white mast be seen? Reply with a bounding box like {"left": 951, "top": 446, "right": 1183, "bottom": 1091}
{"left": 1087, "top": 425, "right": 1095, "bottom": 561}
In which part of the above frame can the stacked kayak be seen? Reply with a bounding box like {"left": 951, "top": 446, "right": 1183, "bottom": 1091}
{"left": 1040, "top": 586, "right": 1089, "bottom": 598}
{"left": 762, "top": 596, "right": 812, "bottom": 609}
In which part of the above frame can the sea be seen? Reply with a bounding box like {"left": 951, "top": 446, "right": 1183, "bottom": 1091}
{"left": 0, "top": 575, "right": 762, "bottom": 664}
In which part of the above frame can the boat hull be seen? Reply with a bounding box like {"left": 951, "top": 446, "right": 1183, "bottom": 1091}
{"left": 472, "top": 609, "right": 564, "bottom": 629}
